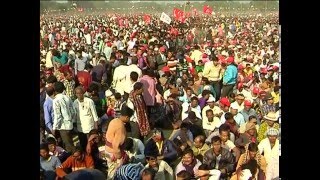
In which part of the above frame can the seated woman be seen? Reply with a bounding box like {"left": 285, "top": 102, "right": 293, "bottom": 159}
{"left": 40, "top": 143, "right": 61, "bottom": 180}
{"left": 175, "top": 149, "right": 202, "bottom": 179}
{"left": 55, "top": 146, "right": 94, "bottom": 179}
{"left": 230, "top": 142, "right": 267, "bottom": 180}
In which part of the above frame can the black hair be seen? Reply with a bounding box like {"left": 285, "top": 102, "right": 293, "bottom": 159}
{"left": 40, "top": 143, "right": 49, "bottom": 152}
{"left": 85, "top": 63, "right": 93, "bottom": 70}
{"left": 142, "top": 168, "right": 156, "bottom": 179}
{"left": 198, "top": 164, "right": 210, "bottom": 170}
{"left": 46, "top": 137, "right": 57, "bottom": 145}
{"left": 123, "top": 137, "right": 134, "bottom": 151}
{"left": 176, "top": 170, "right": 192, "bottom": 180}
{"left": 224, "top": 112, "right": 233, "bottom": 120}
{"left": 201, "top": 90, "right": 211, "bottom": 97}
{"left": 130, "top": 71, "right": 139, "bottom": 82}
{"left": 45, "top": 86, "right": 55, "bottom": 96}
{"left": 190, "top": 96, "right": 198, "bottom": 102}
{"left": 133, "top": 82, "right": 143, "bottom": 91}
{"left": 206, "top": 109, "right": 213, "bottom": 115}
{"left": 72, "top": 146, "right": 84, "bottom": 155}
{"left": 248, "top": 115, "right": 257, "bottom": 121}
{"left": 180, "top": 122, "right": 190, "bottom": 130}
{"left": 248, "top": 142, "right": 259, "bottom": 152}
{"left": 87, "top": 83, "right": 100, "bottom": 93}
{"left": 240, "top": 159, "right": 258, "bottom": 177}
{"left": 114, "top": 93, "right": 122, "bottom": 100}
{"left": 219, "top": 123, "right": 231, "bottom": 133}
{"left": 88, "top": 129, "right": 99, "bottom": 137}
{"left": 54, "top": 82, "right": 65, "bottom": 93}
{"left": 120, "top": 105, "right": 134, "bottom": 117}
{"left": 131, "top": 56, "right": 138, "bottom": 65}
{"left": 182, "top": 148, "right": 194, "bottom": 157}
{"left": 46, "top": 75, "right": 57, "bottom": 84}
{"left": 211, "top": 136, "right": 222, "bottom": 143}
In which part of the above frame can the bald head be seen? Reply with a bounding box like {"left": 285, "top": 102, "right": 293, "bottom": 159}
{"left": 194, "top": 135, "right": 205, "bottom": 143}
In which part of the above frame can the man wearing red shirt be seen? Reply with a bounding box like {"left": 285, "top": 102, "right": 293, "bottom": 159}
{"left": 76, "top": 64, "right": 93, "bottom": 92}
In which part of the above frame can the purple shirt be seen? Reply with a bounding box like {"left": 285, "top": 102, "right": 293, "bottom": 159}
{"left": 198, "top": 97, "right": 207, "bottom": 109}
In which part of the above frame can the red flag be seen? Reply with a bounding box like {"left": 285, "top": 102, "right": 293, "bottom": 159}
{"left": 203, "top": 5, "right": 213, "bottom": 15}
{"left": 173, "top": 8, "right": 186, "bottom": 23}
{"left": 143, "top": 14, "right": 151, "bottom": 24}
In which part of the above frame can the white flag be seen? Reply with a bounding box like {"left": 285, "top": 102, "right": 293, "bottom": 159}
{"left": 160, "top": 12, "right": 171, "bottom": 24}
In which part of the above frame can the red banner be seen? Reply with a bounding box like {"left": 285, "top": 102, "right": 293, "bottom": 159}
{"left": 143, "top": 14, "right": 151, "bottom": 24}
{"left": 203, "top": 5, "right": 213, "bottom": 15}
{"left": 173, "top": 8, "right": 186, "bottom": 23}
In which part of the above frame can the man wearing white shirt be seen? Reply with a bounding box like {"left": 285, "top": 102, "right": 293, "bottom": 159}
{"left": 202, "top": 96, "right": 223, "bottom": 120}
{"left": 123, "top": 137, "right": 145, "bottom": 163}
{"left": 221, "top": 103, "right": 245, "bottom": 126}
{"left": 202, "top": 109, "right": 221, "bottom": 137}
{"left": 84, "top": 32, "right": 92, "bottom": 45}
{"left": 181, "top": 97, "right": 202, "bottom": 120}
{"left": 73, "top": 86, "right": 99, "bottom": 151}
{"left": 230, "top": 94, "right": 245, "bottom": 112}
{"left": 124, "top": 56, "right": 142, "bottom": 95}
{"left": 52, "top": 82, "right": 75, "bottom": 153}
{"left": 258, "top": 128, "right": 280, "bottom": 180}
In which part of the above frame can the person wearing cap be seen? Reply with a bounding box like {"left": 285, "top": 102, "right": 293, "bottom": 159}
{"left": 202, "top": 95, "right": 223, "bottom": 119}
{"left": 261, "top": 93, "right": 276, "bottom": 117}
{"left": 221, "top": 102, "right": 245, "bottom": 127}
{"left": 240, "top": 100, "right": 258, "bottom": 123}
{"left": 235, "top": 120, "right": 259, "bottom": 154}
{"left": 258, "top": 128, "right": 280, "bottom": 180}
{"left": 201, "top": 136, "right": 235, "bottom": 179}
{"left": 202, "top": 55, "right": 224, "bottom": 100}
{"left": 145, "top": 129, "right": 178, "bottom": 165}
{"left": 221, "top": 56, "right": 238, "bottom": 98}
{"left": 257, "top": 112, "right": 279, "bottom": 143}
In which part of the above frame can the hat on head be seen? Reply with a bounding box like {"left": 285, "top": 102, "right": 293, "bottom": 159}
{"left": 202, "top": 53, "right": 208, "bottom": 58}
{"left": 264, "top": 112, "right": 278, "bottom": 121}
{"left": 159, "top": 47, "right": 166, "bottom": 52}
{"left": 253, "top": 87, "right": 260, "bottom": 94}
{"left": 226, "top": 56, "right": 234, "bottom": 63}
{"left": 237, "top": 83, "right": 243, "bottom": 89}
{"left": 230, "top": 103, "right": 239, "bottom": 110}
{"left": 207, "top": 96, "right": 216, "bottom": 103}
{"left": 266, "top": 127, "right": 279, "bottom": 136}
{"left": 245, "top": 122, "right": 256, "bottom": 132}
{"left": 260, "top": 68, "right": 267, "bottom": 74}
{"left": 244, "top": 100, "right": 252, "bottom": 106}
{"left": 238, "top": 64, "right": 244, "bottom": 70}
{"left": 220, "top": 97, "right": 230, "bottom": 107}
{"left": 162, "top": 66, "right": 170, "bottom": 72}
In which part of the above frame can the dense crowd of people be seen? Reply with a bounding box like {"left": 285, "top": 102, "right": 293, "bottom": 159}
{"left": 40, "top": 9, "right": 280, "bottom": 180}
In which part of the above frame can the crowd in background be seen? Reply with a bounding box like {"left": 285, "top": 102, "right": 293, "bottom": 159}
{"left": 40, "top": 9, "right": 280, "bottom": 180}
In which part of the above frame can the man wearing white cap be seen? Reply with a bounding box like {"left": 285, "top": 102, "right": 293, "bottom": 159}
{"left": 258, "top": 128, "right": 280, "bottom": 180}
{"left": 221, "top": 103, "right": 245, "bottom": 127}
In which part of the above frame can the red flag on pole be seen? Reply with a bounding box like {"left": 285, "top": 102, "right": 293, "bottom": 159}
{"left": 143, "top": 14, "right": 151, "bottom": 24}
{"left": 173, "top": 8, "right": 186, "bottom": 23}
{"left": 203, "top": 5, "right": 213, "bottom": 15}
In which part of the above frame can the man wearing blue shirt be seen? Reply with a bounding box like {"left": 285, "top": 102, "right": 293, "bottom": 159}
{"left": 221, "top": 57, "right": 238, "bottom": 98}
